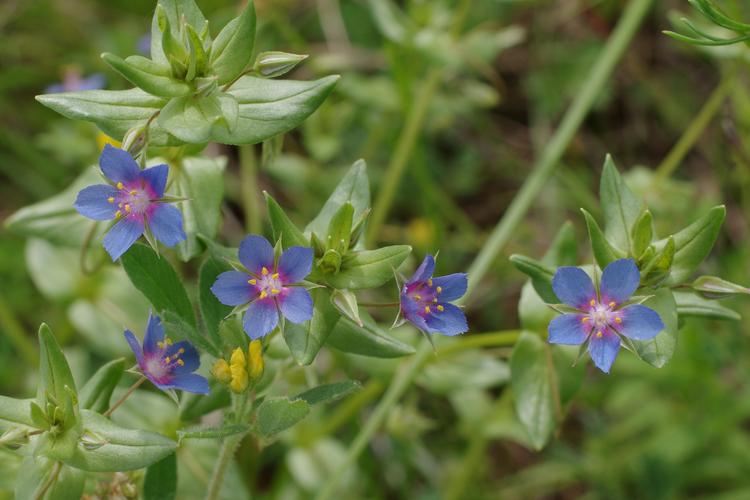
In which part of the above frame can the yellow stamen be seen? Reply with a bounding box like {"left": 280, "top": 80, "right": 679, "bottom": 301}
{"left": 424, "top": 306, "right": 431, "bottom": 314}
{"left": 615, "top": 317, "right": 622, "bottom": 324}
{"left": 177, "top": 359, "right": 184, "bottom": 366}
{"left": 432, "top": 298, "right": 438, "bottom": 303}
{"left": 581, "top": 317, "right": 590, "bottom": 323}
{"left": 178, "top": 347, "right": 185, "bottom": 354}
{"left": 248, "top": 278, "right": 257, "bottom": 285}
{"left": 437, "top": 305, "right": 444, "bottom": 312}
{"left": 436, "top": 286, "right": 442, "bottom": 294}
{"left": 116, "top": 182, "right": 124, "bottom": 190}
{"left": 157, "top": 341, "right": 165, "bottom": 349}
{"left": 414, "top": 294, "right": 422, "bottom": 300}
{"left": 129, "top": 189, "right": 137, "bottom": 195}
{"left": 259, "top": 290, "right": 268, "bottom": 299}
{"left": 271, "top": 273, "right": 279, "bottom": 279}
{"left": 596, "top": 331, "right": 603, "bottom": 338}
{"left": 261, "top": 267, "right": 269, "bottom": 276}
{"left": 608, "top": 301, "right": 616, "bottom": 308}
{"left": 164, "top": 356, "right": 171, "bottom": 363}
{"left": 590, "top": 299, "right": 596, "bottom": 306}
{"left": 124, "top": 204, "right": 131, "bottom": 213}
{"left": 428, "top": 279, "right": 433, "bottom": 287}
{"left": 166, "top": 338, "right": 173, "bottom": 345}
{"left": 118, "top": 203, "right": 123, "bottom": 208}
{"left": 271, "top": 288, "right": 280, "bottom": 295}
{"left": 114, "top": 210, "right": 122, "bottom": 219}
{"left": 107, "top": 197, "right": 114, "bottom": 203}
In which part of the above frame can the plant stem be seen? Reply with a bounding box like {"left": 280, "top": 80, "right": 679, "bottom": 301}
{"left": 239, "top": 145, "right": 262, "bottom": 234}
{"left": 655, "top": 73, "right": 733, "bottom": 180}
{"left": 35, "top": 461, "right": 61, "bottom": 500}
{"left": 365, "top": 68, "right": 442, "bottom": 246}
{"left": 103, "top": 376, "right": 146, "bottom": 418}
{"left": 433, "top": 330, "right": 521, "bottom": 358}
{"left": 463, "top": 0, "right": 655, "bottom": 302}
{"left": 205, "top": 433, "right": 244, "bottom": 500}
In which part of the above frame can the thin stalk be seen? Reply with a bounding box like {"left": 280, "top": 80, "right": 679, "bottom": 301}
{"left": 239, "top": 145, "right": 262, "bottom": 233}
{"left": 464, "top": 0, "right": 655, "bottom": 302}
{"left": 358, "top": 301, "right": 400, "bottom": 308}
{"left": 655, "top": 73, "right": 733, "bottom": 180}
{"left": 433, "top": 330, "right": 521, "bottom": 358}
{"left": 34, "top": 461, "right": 61, "bottom": 500}
{"left": 365, "top": 68, "right": 442, "bottom": 246}
{"left": 205, "top": 433, "right": 244, "bottom": 500}
{"left": 104, "top": 376, "right": 146, "bottom": 418}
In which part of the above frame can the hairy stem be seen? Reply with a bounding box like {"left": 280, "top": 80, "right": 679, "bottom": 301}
{"left": 205, "top": 433, "right": 244, "bottom": 500}
{"left": 103, "top": 376, "right": 146, "bottom": 418}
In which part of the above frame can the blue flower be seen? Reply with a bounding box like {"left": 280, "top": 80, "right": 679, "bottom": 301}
{"left": 400, "top": 254, "right": 468, "bottom": 336}
{"left": 74, "top": 145, "right": 186, "bottom": 260}
{"left": 211, "top": 235, "right": 314, "bottom": 340}
{"left": 548, "top": 258, "right": 664, "bottom": 373}
{"left": 124, "top": 314, "right": 210, "bottom": 394}
{"left": 45, "top": 70, "right": 105, "bottom": 93}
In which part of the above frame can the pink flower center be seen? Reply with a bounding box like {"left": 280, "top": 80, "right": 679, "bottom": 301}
{"left": 583, "top": 299, "right": 622, "bottom": 335}
{"left": 109, "top": 180, "right": 157, "bottom": 220}
{"left": 248, "top": 266, "right": 285, "bottom": 299}
{"left": 405, "top": 278, "right": 445, "bottom": 317}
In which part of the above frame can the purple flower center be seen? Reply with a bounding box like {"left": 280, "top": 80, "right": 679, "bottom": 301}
{"left": 405, "top": 278, "right": 445, "bottom": 318}
{"left": 142, "top": 338, "right": 186, "bottom": 384}
{"left": 249, "top": 266, "right": 286, "bottom": 300}
{"left": 110, "top": 180, "right": 158, "bottom": 220}
{"left": 583, "top": 299, "right": 622, "bottom": 336}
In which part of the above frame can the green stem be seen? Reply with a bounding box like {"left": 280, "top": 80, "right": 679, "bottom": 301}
{"left": 433, "top": 330, "right": 521, "bottom": 358}
{"left": 358, "top": 301, "right": 400, "bottom": 308}
{"left": 365, "top": 68, "right": 442, "bottom": 246}
{"left": 205, "top": 433, "right": 244, "bottom": 500}
{"left": 103, "top": 376, "right": 146, "bottom": 418}
{"left": 655, "top": 73, "right": 733, "bottom": 180}
{"left": 239, "top": 145, "right": 262, "bottom": 234}
{"left": 463, "top": 0, "right": 655, "bottom": 302}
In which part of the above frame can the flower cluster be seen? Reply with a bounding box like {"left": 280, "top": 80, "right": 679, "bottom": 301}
{"left": 547, "top": 259, "right": 664, "bottom": 373}
{"left": 124, "top": 314, "right": 209, "bottom": 394}
{"left": 212, "top": 341, "right": 264, "bottom": 394}
{"left": 211, "top": 235, "right": 314, "bottom": 339}
{"left": 74, "top": 145, "right": 186, "bottom": 260}
{"left": 400, "top": 254, "right": 469, "bottom": 336}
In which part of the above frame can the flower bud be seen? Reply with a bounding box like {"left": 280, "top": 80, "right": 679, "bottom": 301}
{"left": 254, "top": 51, "right": 308, "bottom": 78}
{"left": 247, "top": 340, "right": 264, "bottom": 382}
{"left": 229, "top": 347, "right": 249, "bottom": 393}
{"left": 211, "top": 359, "right": 232, "bottom": 384}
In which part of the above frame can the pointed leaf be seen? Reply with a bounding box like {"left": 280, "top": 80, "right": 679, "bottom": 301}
{"left": 306, "top": 159, "right": 370, "bottom": 238}
{"left": 630, "top": 288, "right": 678, "bottom": 368}
{"left": 78, "top": 358, "right": 125, "bottom": 413}
{"left": 326, "top": 313, "right": 416, "bottom": 358}
{"left": 37, "top": 324, "right": 77, "bottom": 404}
{"left": 255, "top": 397, "right": 310, "bottom": 438}
{"left": 144, "top": 453, "right": 177, "bottom": 500}
{"left": 581, "top": 208, "right": 623, "bottom": 268}
{"left": 674, "top": 291, "right": 741, "bottom": 320}
{"left": 324, "top": 245, "right": 411, "bottom": 290}
{"left": 283, "top": 289, "right": 339, "bottom": 365}
{"left": 210, "top": 1, "right": 256, "bottom": 84}
{"left": 292, "top": 380, "right": 361, "bottom": 406}
{"left": 599, "top": 155, "right": 643, "bottom": 252}
{"left": 265, "top": 193, "right": 309, "bottom": 248}
{"left": 198, "top": 257, "right": 232, "bottom": 343}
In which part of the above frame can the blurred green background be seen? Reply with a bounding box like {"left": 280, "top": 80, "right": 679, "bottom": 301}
{"left": 1, "top": 0, "right": 749, "bottom": 498}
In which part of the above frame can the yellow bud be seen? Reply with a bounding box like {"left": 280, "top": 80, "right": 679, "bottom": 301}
{"left": 248, "top": 340, "right": 264, "bottom": 382}
{"left": 229, "top": 364, "right": 249, "bottom": 393}
{"left": 211, "top": 359, "right": 232, "bottom": 383}
{"left": 230, "top": 347, "right": 246, "bottom": 369}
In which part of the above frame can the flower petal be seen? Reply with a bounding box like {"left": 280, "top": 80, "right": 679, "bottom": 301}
{"left": 431, "top": 273, "right": 468, "bottom": 301}
{"left": 99, "top": 145, "right": 140, "bottom": 183}
{"left": 400, "top": 296, "right": 429, "bottom": 332}
{"left": 165, "top": 341, "right": 200, "bottom": 374}
{"left": 148, "top": 204, "right": 186, "bottom": 247}
{"left": 278, "top": 287, "right": 313, "bottom": 324}
{"left": 243, "top": 299, "right": 278, "bottom": 340}
{"left": 103, "top": 217, "right": 144, "bottom": 261}
{"left": 238, "top": 235, "right": 275, "bottom": 275}
{"left": 166, "top": 373, "right": 210, "bottom": 394}
{"left": 552, "top": 267, "right": 596, "bottom": 309}
{"left": 140, "top": 164, "right": 169, "bottom": 198}
{"left": 211, "top": 271, "right": 256, "bottom": 306}
{"left": 123, "top": 330, "right": 144, "bottom": 366}
{"left": 74, "top": 184, "right": 118, "bottom": 220}
{"left": 408, "top": 254, "right": 435, "bottom": 284}
{"left": 588, "top": 330, "right": 621, "bottom": 373}
{"left": 278, "top": 246, "right": 313, "bottom": 283}
{"left": 143, "top": 313, "right": 165, "bottom": 354}
{"left": 425, "top": 303, "right": 468, "bottom": 336}
{"left": 600, "top": 258, "right": 640, "bottom": 305}
{"left": 548, "top": 314, "right": 589, "bottom": 345}
{"left": 616, "top": 304, "right": 664, "bottom": 340}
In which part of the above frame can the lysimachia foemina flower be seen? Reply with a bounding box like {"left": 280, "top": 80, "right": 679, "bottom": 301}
{"left": 211, "top": 235, "right": 314, "bottom": 339}
{"left": 548, "top": 258, "right": 664, "bottom": 373}
{"left": 74, "top": 145, "right": 186, "bottom": 260}
{"left": 45, "top": 69, "right": 105, "bottom": 93}
{"left": 124, "top": 313, "right": 209, "bottom": 394}
{"left": 400, "top": 254, "right": 469, "bottom": 336}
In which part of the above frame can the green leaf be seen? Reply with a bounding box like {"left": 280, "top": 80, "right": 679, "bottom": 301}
{"left": 174, "top": 156, "right": 227, "bottom": 260}
{"left": 121, "top": 244, "right": 196, "bottom": 328}
{"left": 293, "top": 380, "right": 361, "bottom": 406}
{"left": 0, "top": 396, "right": 35, "bottom": 429}
{"left": 641, "top": 236, "right": 675, "bottom": 286}
{"left": 306, "top": 159, "right": 370, "bottom": 238}
{"left": 508, "top": 255, "right": 556, "bottom": 303}
{"left": 158, "top": 94, "right": 226, "bottom": 144}
{"left": 692, "top": 275, "right": 750, "bottom": 299}
{"left": 324, "top": 245, "right": 411, "bottom": 290}
{"left": 179, "top": 386, "right": 232, "bottom": 421}
{"left": 4, "top": 168, "right": 102, "bottom": 247}
{"left": 15, "top": 457, "right": 85, "bottom": 500}
{"left": 144, "top": 453, "right": 177, "bottom": 500}
{"left": 330, "top": 288, "right": 362, "bottom": 327}
{"left": 674, "top": 291, "right": 741, "bottom": 321}
{"left": 541, "top": 221, "right": 578, "bottom": 266}
{"left": 66, "top": 410, "right": 176, "bottom": 472}
{"left": 510, "top": 331, "right": 554, "bottom": 450}
{"left": 283, "top": 289, "right": 339, "bottom": 365}
{"left": 198, "top": 257, "right": 232, "bottom": 344}
{"left": 599, "top": 155, "right": 643, "bottom": 253}
{"left": 631, "top": 209, "right": 653, "bottom": 257}
{"left": 255, "top": 397, "right": 310, "bottom": 438}
{"left": 215, "top": 75, "right": 340, "bottom": 145}
{"left": 326, "top": 313, "right": 416, "bottom": 358}
{"left": 177, "top": 423, "right": 249, "bottom": 441}
{"left": 630, "top": 288, "right": 678, "bottom": 368}
{"left": 161, "top": 310, "right": 220, "bottom": 358}
{"left": 581, "top": 208, "right": 623, "bottom": 268}
{"left": 78, "top": 358, "right": 125, "bottom": 413}
{"left": 210, "top": 1, "right": 256, "bottom": 85}
{"left": 150, "top": 0, "right": 206, "bottom": 66}
{"left": 35, "top": 89, "right": 171, "bottom": 145}
{"left": 265, "top": 192, "right": 309, "bottom": 248}
{"left": 658, "top": 205, "right": 726, "bottom": 285}
{"left": 326, "top": 202, "right": 354, "bottom": 252}
{"left": 102, "top": 53, "right": 190, "bottom": 98}
{"left": 37, "top": 324, "right": 77, "bottom": 404}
